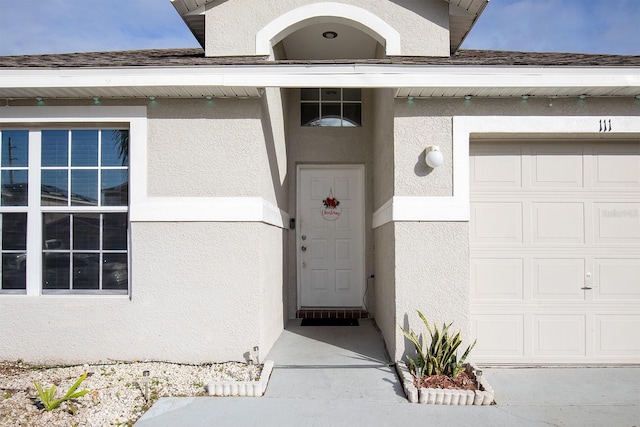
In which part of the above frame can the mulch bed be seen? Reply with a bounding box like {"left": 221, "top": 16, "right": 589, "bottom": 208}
{"left": 414, "top": 371, "right": 478, "bottom": 390}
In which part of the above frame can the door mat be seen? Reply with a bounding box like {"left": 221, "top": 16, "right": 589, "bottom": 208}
{"left": 301, "top": 318, "right": 359, "bottom": 326}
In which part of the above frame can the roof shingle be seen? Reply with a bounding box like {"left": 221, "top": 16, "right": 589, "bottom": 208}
{"left": 0, "top": 48, "right": 639, "bottom": 68}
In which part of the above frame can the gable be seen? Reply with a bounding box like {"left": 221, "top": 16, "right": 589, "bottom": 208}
{"left": 171, "top": 0, "right": 488, "bottom": 57}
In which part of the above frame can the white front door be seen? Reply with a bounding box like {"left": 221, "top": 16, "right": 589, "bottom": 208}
{"left": 297, "top": 165, "right": 365, "bottom": 307}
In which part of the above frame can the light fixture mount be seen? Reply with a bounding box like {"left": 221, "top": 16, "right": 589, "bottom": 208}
{"left": 425, "top": 145, "right": 444, "bottom": 169}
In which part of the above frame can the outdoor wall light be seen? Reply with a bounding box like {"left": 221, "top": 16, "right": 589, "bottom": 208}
{"left": 425, "top": 145, "right": 444, "bottom": 168}
{"left": 407, "top": 96, "right": 414, "bottom": 105}
{"left": 36, "top": 97, "right": 44, "bottom": 106}
{"left": 93, "top": 96, "right": 101, "bottom": 105}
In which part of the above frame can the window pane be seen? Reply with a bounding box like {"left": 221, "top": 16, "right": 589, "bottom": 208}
{"left": 102, "top": 130, "right": 129, "bottom": 167}
{"left": 42, "top": 130, "right": 69, "bottom": 167}
{"left": 43, "top": 213, "right": 70, "bottom": 250}
{"left": 322, "top": 103, "right": 341, "bottom": 121}
{"left": 71, "top": 130, "right": 98, "bottom": 166}
{"left": 71, "top": 169, "right": 98, "bottom": 206}
{"left": 41, "top": 169, "right": 68, "bottom": 206}
{"left": 103, "top": 213, "right": 128, "bottom": 250}
{"left": 343, "top": 88, "right": 361, "bottom": 102}
{"left": 1, "top": 212, "right": 27, "bottom": 291}
{"left": 73, "top": 213, "right": 100, "bottom": 250}
{"left": 301, "top": 104, "right": 320, "bottom": 126}
{"left": 72, "top": 254, "right": 100, "bottom": 290}
{"left": 300, "top": 88, "right": 319, "bottom": 101}
{"left": 2, "top": 253, "right": 26, "bottom": 290}
{"left": 2, "top": 130, "right": 28, "bottom": 167}
{"left": 343, "top": 104, "right": 362, "bottom": 127}
{"left": 321, "top": 88, "right": 341, "bottom": 101}
{"left": 43, "top": 253, "right": 70, "bottom": 289}
{"left": 103, "top": 253, "right": 128, "bottom": 290}
{"left": 1, "top": 170, "right": 28, "bottom": 206}
{"left": 2, "top": 213, "right": 27, "bottom": 250}
{"left": 102, "top": 170, "right": 128, "bottom": 206}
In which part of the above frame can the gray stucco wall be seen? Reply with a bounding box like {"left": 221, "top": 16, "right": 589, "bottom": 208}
{"left": 0, "top": 222, "right": 280, "bottom": 364}
{"left": 372, "top": 88, "right": 395, "bottom": 209}
{"left": 205, "top": 0, "right": 449, "bottom": 57}
{"left": 372, "top": 222, "right": 396, "bottom": 357}
{"left": 147, "top": 99, "right": 273, "bottom": 199}
{"left": 394, "top": 222, "right": 470, "bottom": 362}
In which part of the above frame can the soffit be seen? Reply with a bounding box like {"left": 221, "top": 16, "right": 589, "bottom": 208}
{"left": 170, "top": 0, "right": 488, "bottom": 54}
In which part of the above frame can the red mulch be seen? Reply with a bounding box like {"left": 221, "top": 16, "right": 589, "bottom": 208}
{"left": 414, "top": 371, "right": 478, "bottom": 390}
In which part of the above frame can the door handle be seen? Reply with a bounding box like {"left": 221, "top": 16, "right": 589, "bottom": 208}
{"left": 301, "top": 246, "right": 307, "bottom": 252}
{"left": 581, "top": 286, "right": 592, "bottom": 290}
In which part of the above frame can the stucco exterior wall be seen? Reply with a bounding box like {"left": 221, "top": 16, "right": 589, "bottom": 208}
{"left": 393, "top": 221, "right": 470, "bottom": 362}
{"left": 204, "top": 0, "right": 449, "bottom": 57}
{"left": 259, "top": 224, "right": 287, "bottom": 353}
{"left": 0, "top": 222, "right": 283, "bottom": 364}
{"left": 260, "top": 88, "right": 289, "bottom": 206}
{"left": 372, "top": 222, "right": 396, "bottom": 357}
{"left": 372, "top": 88, "right": 395, "bottom": 210}
{"left": 147, "top": 99, "right": 271, "bottom": 199}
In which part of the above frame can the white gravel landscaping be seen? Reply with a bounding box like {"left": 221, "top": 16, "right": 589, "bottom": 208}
{"left": 0, "top": 360, "right": 263, "bottom": 427}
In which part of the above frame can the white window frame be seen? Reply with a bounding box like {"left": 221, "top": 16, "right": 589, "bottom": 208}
{"left": 300, "top": 88, "right": 362, "bottom": 127}
{"left": 0, "top": 106, "right": 146, "bottom": 296}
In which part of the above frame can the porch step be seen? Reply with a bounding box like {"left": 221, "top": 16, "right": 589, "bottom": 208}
{"left": 296, "top": 308, "right": 369, "bottom": 320}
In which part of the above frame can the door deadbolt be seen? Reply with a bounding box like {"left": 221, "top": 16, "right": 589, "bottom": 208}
{"left": 301, "top": 235, "right": 307, "bottom": 241}
{"left": 301, "top": 246, "right": 307, "bottom": 252}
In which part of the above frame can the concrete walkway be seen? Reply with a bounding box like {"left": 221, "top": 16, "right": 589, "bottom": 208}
{"left": 136, "top": 319, "right": 640, "bottom": 426}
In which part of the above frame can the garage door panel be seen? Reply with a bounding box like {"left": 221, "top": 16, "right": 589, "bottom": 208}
{"left": 531, "top": 145, "right": 583, "bottom": 188}
{"left": 472, "top": 315, "right": 524, "bottom": 356}
{"left": 532, "top": 202, "right": 584, "bottom": 244}
{"left": 471, "top": 258, "right": 524, "bottom": 299}
{"left": 533, "top": 258, "right": 584, "bottom": 300}
{"left": 594, "top": 203, "right": 640, "bottom": 242}
{"left": 592, "top": 144, "right": 640, "bottom": 187}
{"left": 533, "top": 315, "right": 586, "bottom": 356}
{"left": 470, "top": 146, "right": 522, "bottom": 188}
{"left": 596, "top": 315, "right": 640, "bottom": 354}
{"left": 471, "top": 202, "right": 522, "bottom": 243}
{"left": 595, "top": 259, "right": 640, "bottom": 298}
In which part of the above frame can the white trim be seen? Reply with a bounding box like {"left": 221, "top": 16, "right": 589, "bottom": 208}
{"left": 256, "top": 2, "right": 401, "bottom": 56}
{"left": 372, "top": 196, "right": 471, "bottom": 227}
{"left": 26, "top": 130, "right": 42, "bottom": 296}
{"left": 0, "top": 106, "right": 146, "bottom": 121}
{"left": 373, "top": 115, "right": 640, "bottom": 227}
{"left": 130, "top": 196, "right": 289, "bottom": 228}
{"left": 3, "top": 65, "right": 637, "bottom": 95}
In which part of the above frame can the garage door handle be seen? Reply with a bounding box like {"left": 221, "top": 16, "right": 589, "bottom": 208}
{"left": 581, "top": 286, "right": 592, "bottom": 290}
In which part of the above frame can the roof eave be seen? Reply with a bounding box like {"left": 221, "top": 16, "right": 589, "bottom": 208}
{"left": 1, "top": 64, "right": 638, "bottom": 100}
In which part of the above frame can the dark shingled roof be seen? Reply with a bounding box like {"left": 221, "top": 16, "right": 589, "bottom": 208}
{"left": 1, "top": 48, "right": 639, "bottom": 68}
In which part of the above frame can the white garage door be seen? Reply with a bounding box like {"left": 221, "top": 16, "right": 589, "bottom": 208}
{"left": 470, "top": 140, "right": 640, "bottom": 364}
